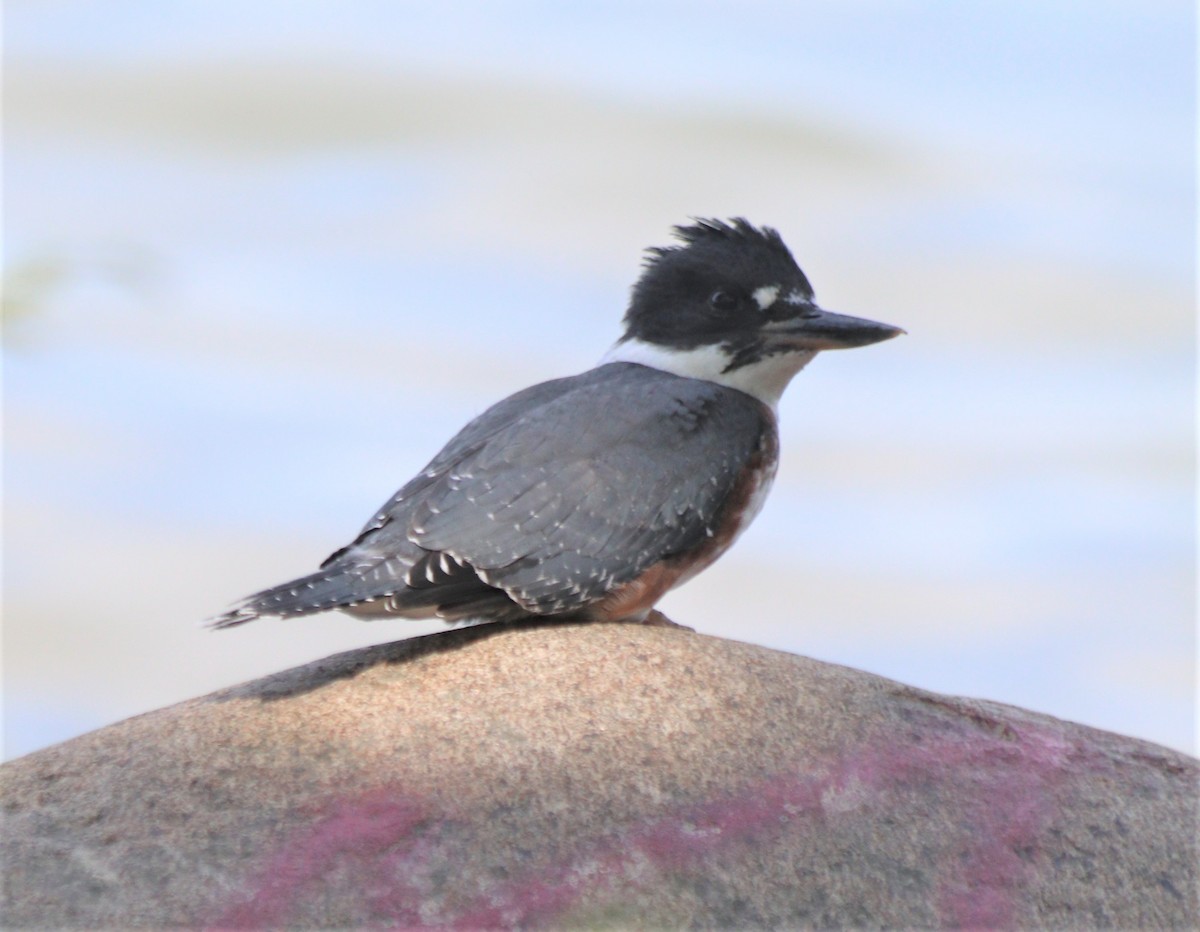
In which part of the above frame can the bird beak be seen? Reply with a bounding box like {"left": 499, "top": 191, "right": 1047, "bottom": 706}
{"left": 763, "top": 304, "right": 905, "bottom": 350}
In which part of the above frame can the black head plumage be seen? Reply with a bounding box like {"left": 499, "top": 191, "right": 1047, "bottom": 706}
{"left": 621, "top": 218, "right": 814, "bottom": 348}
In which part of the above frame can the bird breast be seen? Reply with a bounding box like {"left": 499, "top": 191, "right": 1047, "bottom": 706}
{"left": 669, "top": 415, "right": 781, "bottom": 590}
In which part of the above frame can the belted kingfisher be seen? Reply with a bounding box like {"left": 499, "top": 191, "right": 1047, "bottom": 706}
{"left": 209, "top": 218, "right": 902, "bottom": 630}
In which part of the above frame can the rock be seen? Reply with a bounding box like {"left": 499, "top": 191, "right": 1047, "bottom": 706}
{"left": 2, "top": 621, "right": 1196, "bottom": 929}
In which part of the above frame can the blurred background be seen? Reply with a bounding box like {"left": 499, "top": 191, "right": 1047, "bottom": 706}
{"left": 4, "top": 2, "right": 1194, "bottom": 759}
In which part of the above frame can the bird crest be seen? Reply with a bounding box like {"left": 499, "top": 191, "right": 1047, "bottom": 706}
{"left": 642, "top": 217, "right": 789, "bottom": 268}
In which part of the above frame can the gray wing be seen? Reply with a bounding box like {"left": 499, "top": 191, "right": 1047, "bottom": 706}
{"left": 339, "top": 373, "right": 590, "bottom": 547}
{"left": 355, "top": 363, "right": 771, "bottom": 615}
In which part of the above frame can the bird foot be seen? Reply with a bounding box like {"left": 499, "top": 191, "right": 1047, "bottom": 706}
{"left": 638, "top": 610, "right": 695, "bottom": 631}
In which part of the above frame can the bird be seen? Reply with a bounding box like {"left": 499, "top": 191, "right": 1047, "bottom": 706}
{"left": 208, "top": 218, "right": 902, "bottom": 630}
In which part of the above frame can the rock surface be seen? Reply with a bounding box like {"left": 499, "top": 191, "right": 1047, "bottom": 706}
{"left": 2, "top": 621, "right": 1196, "bottom": 929}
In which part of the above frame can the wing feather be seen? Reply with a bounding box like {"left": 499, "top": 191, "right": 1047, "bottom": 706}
{"left": 395, "top": 363, "right": 769, "bottom": 613}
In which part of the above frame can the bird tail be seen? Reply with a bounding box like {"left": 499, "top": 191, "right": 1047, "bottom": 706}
{"left": 205, "top": 556, "right": 411, "bottom": 629}
{"left": 206, "top": 549, "right": 527, "bottom": 630}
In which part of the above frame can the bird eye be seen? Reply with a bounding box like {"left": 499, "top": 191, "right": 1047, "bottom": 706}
{"left": 709, "top": 290, "right": 738, "bottom": 311}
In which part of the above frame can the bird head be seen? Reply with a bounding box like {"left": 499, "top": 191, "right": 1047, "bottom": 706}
{"left": 607, "top": 218, "right": 903, "bottom": 407}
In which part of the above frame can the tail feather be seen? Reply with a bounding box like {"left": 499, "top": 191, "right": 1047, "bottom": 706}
{"left": 206, "top": 547, "right": 528, "bottom": 630}
{"left": 205, "top": 556, "right": 412, "bottom": 629}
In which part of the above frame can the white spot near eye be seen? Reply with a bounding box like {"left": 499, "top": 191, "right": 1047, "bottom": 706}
{"left": 783, "top": 288, "right": 811, "bottom": 306}
{"left": 752, "top": 285, "right": 780, "bottom": 311}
